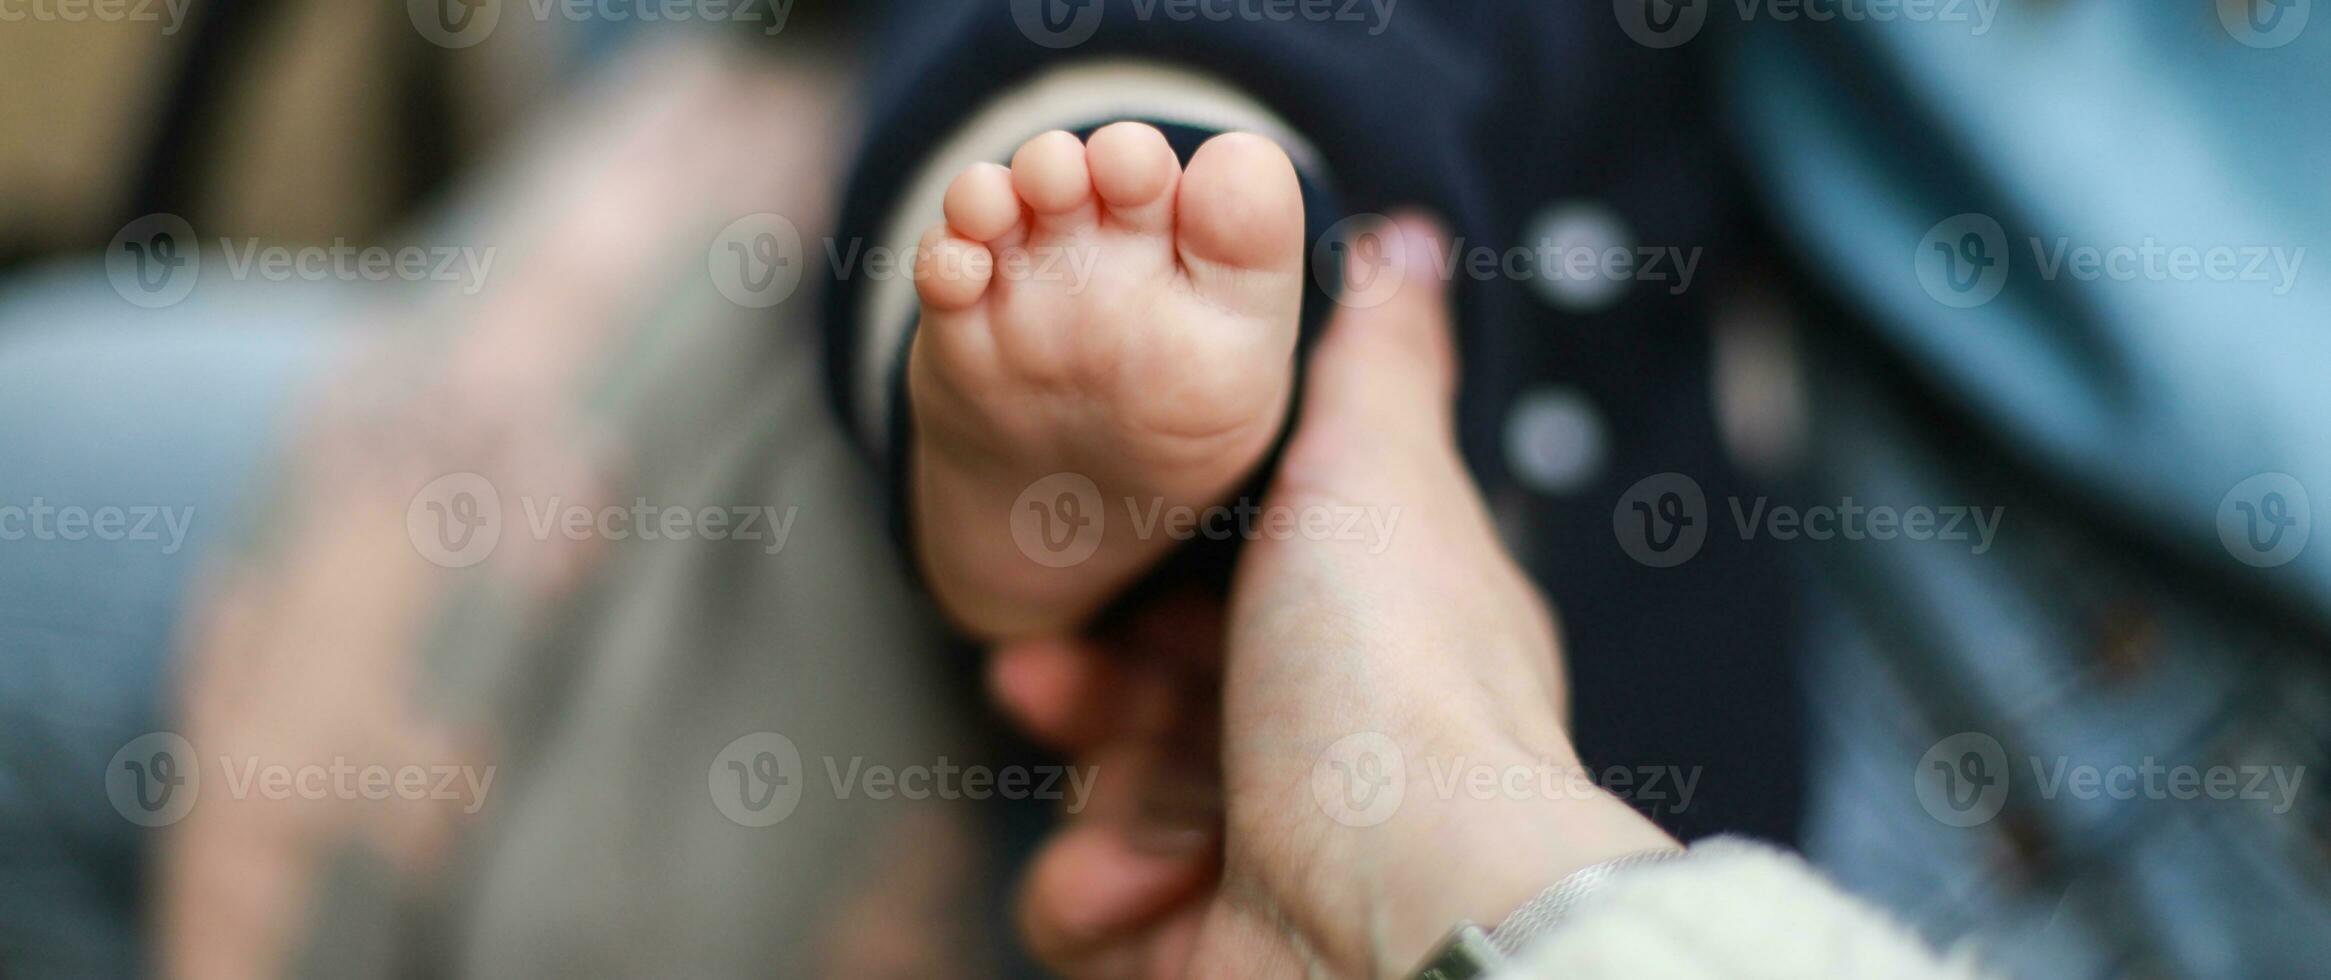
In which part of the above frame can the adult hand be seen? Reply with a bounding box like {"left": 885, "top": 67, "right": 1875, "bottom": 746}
{"left": 992, "top": 215, "right": 1676, "bottom": 978}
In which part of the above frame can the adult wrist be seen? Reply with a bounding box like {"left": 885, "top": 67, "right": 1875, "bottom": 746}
{"left": 1403, "top": 847, "right": 1692, "bottom": 980}
{"left": 1336, "top": 728, "right": 1677, "bottom": 977}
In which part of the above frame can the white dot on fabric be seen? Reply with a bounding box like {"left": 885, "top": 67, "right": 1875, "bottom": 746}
{"left": 1528, "top": 202, "right": 1635, "bottom": 313}
{"left": 1505, "top": 387, "right": 1609, "bottom": 495}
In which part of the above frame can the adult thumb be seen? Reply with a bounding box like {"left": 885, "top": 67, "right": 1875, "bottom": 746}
{"left": 1282, "top": 214, "right": 1464, "bottom": 494}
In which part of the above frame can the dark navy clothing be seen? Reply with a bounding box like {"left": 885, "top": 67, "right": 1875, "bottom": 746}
{"left": 823, "top": 2, "right": 1803, "bottom": 843}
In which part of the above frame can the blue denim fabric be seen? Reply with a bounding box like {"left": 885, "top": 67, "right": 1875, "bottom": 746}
{"left": 1728, "top": 6, "right": 2331, "bottom": 976}
{"left": 0, "top": 267, "right": 336, "bottom": 977}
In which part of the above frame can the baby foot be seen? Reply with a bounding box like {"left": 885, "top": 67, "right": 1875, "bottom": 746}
{"left": 908, "top": 123, "right": 1306, "bottom": 638}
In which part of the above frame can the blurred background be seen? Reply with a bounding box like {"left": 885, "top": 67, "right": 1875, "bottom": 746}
{"left": 0, "top": 4, "right": 861, "bottom": 268}
{"left": 4, "top": 2, "right": 2330, "bottom": 979}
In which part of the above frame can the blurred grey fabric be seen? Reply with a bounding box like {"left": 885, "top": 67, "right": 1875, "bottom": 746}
{"left": 2, "top": 40, "right": 1007, "bottom": 979}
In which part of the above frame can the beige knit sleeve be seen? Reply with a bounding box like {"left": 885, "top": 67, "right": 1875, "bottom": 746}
{"left": 1495, "top": 838, "right": 1995, "bottom": 980}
